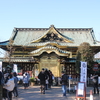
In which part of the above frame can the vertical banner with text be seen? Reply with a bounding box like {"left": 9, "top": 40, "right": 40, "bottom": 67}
{"left": 13, "top": 64, "right": 18, "bottom": 73}
{"left": 80, "top": 61, "right": 87, "bottom": 83}
{"left": 0, "top": 61, "right": 2, "bottom": 72}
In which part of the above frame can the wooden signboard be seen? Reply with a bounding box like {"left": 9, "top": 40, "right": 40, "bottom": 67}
{"left": 76, "top": 82, "right": 86, "bottom": 100}
{"left": 93, "top": 64, "right": 99, "bottom": 71}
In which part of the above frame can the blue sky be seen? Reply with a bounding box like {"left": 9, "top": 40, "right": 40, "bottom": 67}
{"left": 0, "top": 0, "right": 100, "bottom": 42}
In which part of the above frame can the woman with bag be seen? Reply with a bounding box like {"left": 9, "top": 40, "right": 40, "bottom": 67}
{"left": 91, "top": 73, "right": 99, "bottom": 94}
{"left": 3, "top": 74, "right": 15, "bottom": 100}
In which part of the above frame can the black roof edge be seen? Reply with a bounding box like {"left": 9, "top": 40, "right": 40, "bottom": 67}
{"left": 0, "top": 40, "right": 9, "bottom": 43}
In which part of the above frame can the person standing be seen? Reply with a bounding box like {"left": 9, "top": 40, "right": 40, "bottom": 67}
{"left": 0, "top": 71, "right": 3, "bottom": 100}
{"left": 27, "top": 72, "right": 30, "bottom": 86}
{"left": 91, "top": 73, "right": 99, "bottom": 94}
{"left": 3, "top": 74, "right": 15, "bottom": 100}
{"left": 23, "top": 73, "right": 28, "bottom": 89}
{"left": 38, "top": 68, "right": 48, "bottom": 94}
{"left": 45, "top": 69, "right": 49, "bottom": 90}
{"left": 48, "top": 70, "right": 53, "bottom": 89}
{"left": 13, "top": 72, "right": 18, "bottom": 97}
{"left": 61, "top": 71, "right": 68, "bottom": 97}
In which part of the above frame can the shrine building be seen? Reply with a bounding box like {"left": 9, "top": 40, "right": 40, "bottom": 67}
{"left": 0, "top": 25, "right": 100, "bottom": 77}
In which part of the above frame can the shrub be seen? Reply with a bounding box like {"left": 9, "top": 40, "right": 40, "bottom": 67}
{"left": 30, "top": 77, "right": 35, "bottom": 82}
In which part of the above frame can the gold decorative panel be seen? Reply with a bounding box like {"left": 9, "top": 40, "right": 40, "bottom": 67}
{"left": 40, "top": 57, "right": 60, "bottom": 77}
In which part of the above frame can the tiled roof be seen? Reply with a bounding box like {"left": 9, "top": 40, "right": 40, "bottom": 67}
{"left": 1, "top": 26, "right": 100, "bottom": 47}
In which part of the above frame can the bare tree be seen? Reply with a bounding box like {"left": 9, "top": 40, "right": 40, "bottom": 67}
{"left": 5, "top": 40, "right": 15, "bottom": 73}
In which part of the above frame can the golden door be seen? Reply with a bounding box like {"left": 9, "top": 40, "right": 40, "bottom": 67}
{"left": 39, "top": 56, "right": 60, "bottom": 77}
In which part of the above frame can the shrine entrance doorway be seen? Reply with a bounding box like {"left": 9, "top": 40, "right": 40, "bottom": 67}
{"left": 39, "top": 53, "right": 61, "bottom": 77}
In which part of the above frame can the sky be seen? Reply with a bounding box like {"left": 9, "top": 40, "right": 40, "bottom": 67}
{"left": 0, "top": 0, "right": 100, "bottom": 56}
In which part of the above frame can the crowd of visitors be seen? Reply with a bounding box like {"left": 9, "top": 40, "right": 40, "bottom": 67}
{"left": 38, "top": 68, "right": 54, "bottom": 94}
{"left": 37, "top": 68, "right": 69, "bottom": 97}
{"left": 0, "top": 71, "right": 31, "bottom": 100}
{"left": 0, "top": 68, "right": 99, "bottom": 99}
{"left": 0, "top": 70, "right": 69, "bottom": 99}
{"left": 0, "top": 71, "right": 18, "bottom": 100}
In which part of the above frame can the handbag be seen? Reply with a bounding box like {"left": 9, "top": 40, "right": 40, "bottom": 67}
{"left": 92, "top": 78, "right": 97, "bottom": 83}
{"left": 46, "top": 80, "right": 49, "bottom": 84}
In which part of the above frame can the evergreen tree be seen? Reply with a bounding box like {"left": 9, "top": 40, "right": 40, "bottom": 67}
{"left": 75, "top": 42, "right": 94, "bottom": 73}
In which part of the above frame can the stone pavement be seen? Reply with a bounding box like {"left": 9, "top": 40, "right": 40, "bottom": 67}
{"left": 11, "top": 85, "right": 100, "bottom": 100}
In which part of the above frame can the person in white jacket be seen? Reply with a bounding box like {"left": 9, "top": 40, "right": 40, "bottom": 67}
{"left": 23, "top": 73, "right": 28, "bottom": 89}
{"left": 3, "top": 74, "right": 15, "bottom": 100}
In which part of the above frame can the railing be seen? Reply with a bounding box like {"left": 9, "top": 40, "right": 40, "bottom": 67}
{"left": 56, "top": 77, "right": 95, "bottom": 87}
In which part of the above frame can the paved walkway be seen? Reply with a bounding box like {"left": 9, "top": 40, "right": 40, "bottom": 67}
{"left": 11, "top": 85, "right": 100, "bottom": 100}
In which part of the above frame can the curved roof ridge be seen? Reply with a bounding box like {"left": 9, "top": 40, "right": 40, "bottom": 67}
{"left": 14, "top": 27, "right": 92, "bottom": 31}
{"left": 30, "top": 45, "right": 71, "bottom": 54}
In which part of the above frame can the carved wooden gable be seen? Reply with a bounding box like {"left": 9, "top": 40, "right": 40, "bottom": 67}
{"left": 32, "top": 26, "right": 73, "bottom": 43}
{"left": 40, "top": 32, "right": 65, "bottom": 42}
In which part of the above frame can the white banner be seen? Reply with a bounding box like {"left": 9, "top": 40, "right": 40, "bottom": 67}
{"left": 0, "top": 61, "right": 2, "bottom": 72}
{"left": 80, "top": 61, "right": 87, "bottom": 83}
{"left": 35, "top": 69, "right": 39, "bottom": 77}
{"left": 13, "top": 64, "right": 18, "bottom": 73}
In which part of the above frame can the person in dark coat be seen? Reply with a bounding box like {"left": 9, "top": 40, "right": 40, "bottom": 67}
{"left": 38, "top": 68, "right": 48, "bottom": 94}
{"left": 61, "top": 71, "right": 68, "bottom": 96}
{"left": 0, "top": 71, "right": 3, "bottom": 85}
{"left": 48, "top": 70, "right": 53, "bottom": 89}
{"left": 13, "top": 72, "right": 18, "bottom": 97}
{"left": 44, "top": 69, "right": 50, "bottom": 90}
{"left": 91, "top": 73, "right": 99, "bottom": 94}
{"left": 0, "top": 71, "right": 3, "bottom": 100}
